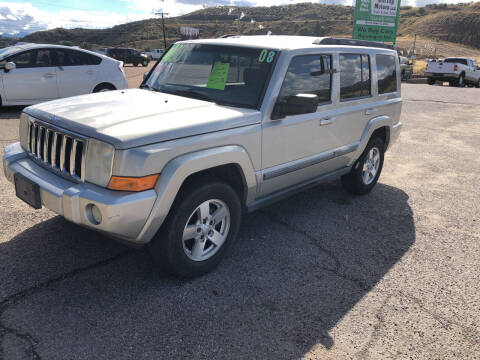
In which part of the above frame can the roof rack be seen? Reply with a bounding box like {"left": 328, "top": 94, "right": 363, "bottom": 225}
{"left": 313, "top": 38, "right": 396, "bottom": 50}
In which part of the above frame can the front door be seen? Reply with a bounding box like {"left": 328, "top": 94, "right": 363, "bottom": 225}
{"left": 261, "top": 54, "right": 341, "bottom": 195}
{"left": 3, "top": 49, "right": 58, "bottom": 103}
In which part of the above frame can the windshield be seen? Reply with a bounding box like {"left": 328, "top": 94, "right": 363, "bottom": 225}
{"left": 0, "top": 46, "right": 23, "bottom": 60}
{"left": 145, "top": 43, "right": 279, "bottom": 109}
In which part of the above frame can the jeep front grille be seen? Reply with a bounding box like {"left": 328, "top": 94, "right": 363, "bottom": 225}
{"left": 27, "top": 120, "right": 87, "bottom": 182}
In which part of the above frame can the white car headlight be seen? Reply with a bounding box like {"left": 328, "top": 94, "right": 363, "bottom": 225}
{"left": 85, "top": 139, "right": 115, "bottom": 187}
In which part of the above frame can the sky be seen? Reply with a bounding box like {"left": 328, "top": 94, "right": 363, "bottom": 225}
{"left": 0, "top": 0, "right": 471, "bottom": 37}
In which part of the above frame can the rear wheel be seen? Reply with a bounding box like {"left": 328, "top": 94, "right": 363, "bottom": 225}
{"left": 341, "top": 137, "right": 385, "bottom": 195}
{"left": 93, "top": 83, "right": 115, "bottom": 93}
{"left": 476, "top": 79, "right": 480, "bottom": 88}
{"left": 142, "top": 60, "right": 148, "bottom": 67}
{"left": 133, "top": 62, "right": 139, "bottom": 67}
{"left": 427, "top": 78, "right": 436, "bottom": 85}
{"left": 457, "top": 74, "right": 465, "bottom": 87}
{"left": 148, "top": 178, "right": 242, "bottom": 278}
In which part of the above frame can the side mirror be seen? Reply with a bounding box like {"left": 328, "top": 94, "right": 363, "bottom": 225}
{"left": 143, "top": 72, "right": 149, "bottom": 81}
{"left": 272, "top": 93, "right": 319, "bottom": 120}
{"left": 4, "top": 62, "right": 16, "bottom": 72}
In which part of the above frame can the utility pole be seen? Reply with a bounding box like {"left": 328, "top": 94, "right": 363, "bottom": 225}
{"left": 155, "top": 11, "right": 169, "bottom": 50}
{"left": 413, "top": 33, "right": 417, "bottom": 58}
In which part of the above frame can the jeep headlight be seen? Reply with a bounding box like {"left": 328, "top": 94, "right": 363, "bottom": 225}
{"left": 85, "top": 139, "right": 115, "bottom": 187}
{"left": 19, "top": 113, "right": 30, "bottom": 151}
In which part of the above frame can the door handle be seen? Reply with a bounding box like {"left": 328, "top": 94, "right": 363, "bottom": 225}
{"left": 44, "top": 73, "right": 56, "bottom": 78}
{"left": 86, "top": 70, "right": 95, "bottom": 75}
{"left": 365, "top": 108, "right": 378, "bottom": 115}
{"left": 320, "top": 117, "right": 336, "bottom": 126}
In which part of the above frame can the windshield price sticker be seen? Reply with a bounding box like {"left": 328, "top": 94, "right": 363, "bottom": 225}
{"left": 206, "top": 62, "right": 230, "bottom": 90}
{"left": 258, "top": 49, "right": 276, "bottom": 63}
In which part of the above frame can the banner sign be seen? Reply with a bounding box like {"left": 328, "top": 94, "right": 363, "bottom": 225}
{"left": 353, "top": 0, "right": 401, "bottom": 44}
{"left": 180, "top": 26, "right": 200, "bottom": 40}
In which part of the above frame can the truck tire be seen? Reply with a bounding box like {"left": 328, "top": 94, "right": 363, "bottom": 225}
{"left": 457, "top": 74, "right": 465, "bottom": 87}
{"left": 341, "top": 137, "right": 385, "bottom": 195}
{"left": 142, "top": 60, "right": 148, "bottom": 67}
{"left": 427, "top": 78, "right": 436, "bottom": 85}
{"left": 148, "top": 178, "right": 242, "bottom": 277}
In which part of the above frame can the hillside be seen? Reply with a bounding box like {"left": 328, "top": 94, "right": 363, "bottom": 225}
{"left": 18, "top": 2, "right": 480, "bottom": 57}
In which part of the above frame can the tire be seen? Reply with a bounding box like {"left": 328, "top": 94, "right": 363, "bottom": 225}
{"left": 341, "top": 137, "right": 385, "bottom": 195}
{"left": 401, "top": 71, "right": 406, "bottom": 82}
{"left": 457, "top": 74, "right": 465, "bottom": 87}
{"left": 93, "top": 84, "right": 115, "bottom": 93}
{"left": 427, "top": 78, "right": 436, "bottom": 85}
{"left": 449, "top": 81, "right": 455, "bottom": 87}
{"left": 148, "top": 178, "right": 242, "bottom": 278}
{"left": 476, "top": 79, "right": 480, "bottom": 88}
{"left": 134, "top": 62, "right": 139, "bottom": 67}
{"left": 142, "top": 60, "right": 148, "bottom": 67}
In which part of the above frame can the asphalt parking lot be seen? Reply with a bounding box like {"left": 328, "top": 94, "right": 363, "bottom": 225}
{"left": 0, "top": 80, "right": 479, "bottom": 359}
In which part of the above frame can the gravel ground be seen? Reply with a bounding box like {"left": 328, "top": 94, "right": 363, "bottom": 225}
{"left": 0, "top": 81, "right": 479, "bottom": 359}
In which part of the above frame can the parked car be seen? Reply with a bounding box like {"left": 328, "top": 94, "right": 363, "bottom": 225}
{"left": 4, "top": 36, "right": 402, "bottom": 277}
{"left": 425, "top": 57, "right": 480, "bottom": 87}
{"left": 0, "top": 44, "right": 128, "bottom": 106}
{"left": 399, "top": 56, "right": 413, "bottom": 81}
{"left": 144, "top": 49, "right": 164, "bottom": 60}
{"left": 105, "top": 48, "right": 150, "bottom": 66}
{"left": 96, "top": 48, "right": 108, "bottom": 56}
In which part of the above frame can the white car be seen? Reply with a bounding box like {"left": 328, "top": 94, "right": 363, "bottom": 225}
{"left": 0, "top": 43, "right": 128, "bottom": 106}
{"left": 144, "top": 49, "right": 164, "bottom": 60}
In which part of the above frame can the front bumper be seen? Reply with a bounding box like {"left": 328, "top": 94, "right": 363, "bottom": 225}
{"left": 3, "top": 142, "right": 156, "bottom": 243}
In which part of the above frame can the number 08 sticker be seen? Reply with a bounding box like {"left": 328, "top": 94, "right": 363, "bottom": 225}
{"left": 258, "top": 49, "right": 276, "bottom": 63}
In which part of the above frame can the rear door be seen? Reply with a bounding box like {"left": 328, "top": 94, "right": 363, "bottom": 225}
{"left": 3, "top": 49, "right": 58, "bottom": 102}
{"left": 55, "top": 49, "right": 100, "bottom": 97}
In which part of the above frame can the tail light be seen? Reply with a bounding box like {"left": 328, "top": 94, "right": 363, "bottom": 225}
{"left": 454, "top": 64, "right": 458, "bottom": 71}
{"left": 117, "top": 63, "right": 125, "bottom": 74}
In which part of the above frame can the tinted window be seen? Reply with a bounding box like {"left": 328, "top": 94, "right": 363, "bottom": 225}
{"left": 376, "top": 54, "right": 398, "bottom": 94}
{"left": 33, "top": 49, "right": 53, "bottom": 67}
{"left": 279, "top": 55, "right": 332, "bottom": 104}
{"left": 68, "top": 50, "right": 91, "bottom": 66}
{"left": 10, "top": 51, "right": 34, "bottom": 68}
{"left": 340, "top": 54, "right": 371, "bottom": 100}
{"left": 444, "top": 58, "right": 468, "bottom": 65}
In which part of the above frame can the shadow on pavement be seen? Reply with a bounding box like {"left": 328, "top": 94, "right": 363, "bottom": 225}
{"left": 0, "top": 181, "right": 415, "bottom": 359}
{"left": 0, "top": 106, "right": 25, "bottom": 119}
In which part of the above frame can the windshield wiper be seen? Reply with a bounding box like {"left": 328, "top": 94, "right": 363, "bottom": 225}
{"left": 170, "top": 89, "right": 216, "bottom": 103}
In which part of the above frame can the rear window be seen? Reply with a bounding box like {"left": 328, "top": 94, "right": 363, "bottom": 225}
{"left": 444, "top": 58, "right": 468, "bottom": 65}
{"left": 376, "top": 54, "right": 398, "bottom": 94}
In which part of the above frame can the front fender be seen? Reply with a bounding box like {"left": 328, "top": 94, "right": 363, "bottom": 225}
{"left": 136, "top": 145, "right": 257, "bottom": 244}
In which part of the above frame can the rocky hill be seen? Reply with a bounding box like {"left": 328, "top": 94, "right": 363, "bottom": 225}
{"left": 17, "top": 2, "right": 480, "bottom": 52}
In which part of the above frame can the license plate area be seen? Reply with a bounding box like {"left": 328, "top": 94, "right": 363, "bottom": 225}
{"left": 14, "top": 173, "right": 42, "bottom": 209}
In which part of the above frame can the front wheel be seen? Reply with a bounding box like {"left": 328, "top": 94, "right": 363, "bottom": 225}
{"left": 148, "top": 178, "right": 242, "bottom": 277}
{"left": 427, "top": 78, "right": 436, "bottom": 85}
{"left": 142, "top": 60, "right": 148, "bottom": 67}
{"left": 341, "top": 137, "right": 385, "bottom": 195}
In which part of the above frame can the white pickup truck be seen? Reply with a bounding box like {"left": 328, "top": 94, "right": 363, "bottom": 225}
{"left": 144, "top": 49, "right": 164, "bottom": 60}
{"left": 425, "top": 57, "right": 480, "bottom": 87}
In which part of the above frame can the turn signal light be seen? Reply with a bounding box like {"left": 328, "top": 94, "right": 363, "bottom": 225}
{"left": 108, "top": 174, "right": 159, "bottom": 192}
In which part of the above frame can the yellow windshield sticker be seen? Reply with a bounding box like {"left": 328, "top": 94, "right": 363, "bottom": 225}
{"left": 206, "top": 62, "right": 230, "bottom": 90}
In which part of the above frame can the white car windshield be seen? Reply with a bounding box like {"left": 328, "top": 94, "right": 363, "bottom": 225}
{"left": 145, "top": 43, "right": 279, "bottom": 109}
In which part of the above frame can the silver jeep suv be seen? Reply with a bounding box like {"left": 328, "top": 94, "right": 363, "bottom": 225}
{"left": 4, "top": 36, "right": 402, "bottom": 277}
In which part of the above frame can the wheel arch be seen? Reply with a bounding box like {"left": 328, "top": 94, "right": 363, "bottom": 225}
{"left": 135, "top": 145, "right": 257, "bottom": 244}
{"left": 92, "top": 82, "right": 116, "bottom": 93}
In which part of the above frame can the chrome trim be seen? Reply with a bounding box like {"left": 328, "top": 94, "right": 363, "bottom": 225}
{"left": 262, "top": 142, "right": 359, "bottom": 180}
{"left": 25, "top": 117, "right": 88, "bottom": 182}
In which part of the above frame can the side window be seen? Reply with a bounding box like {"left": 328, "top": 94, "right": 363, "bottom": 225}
{"left": 88, "top": 54, "right": 102, "bottom": 65}
{"left": 279, "top": 54, "right": 332, "bottom": 104}
{"left": 376, "top": 54, "right": 398, "bottom": 94}
{"left": 67, "top": 50, "right": 90, "bottom": 66}
{"left": 340, "top": 54, "right": 371, "bottom": 100}
{"left": 33, "top": 49, "right": 53, "bottom": 67}
{"left": 54, "top": 49, "right": 68, "bottom": 66}
{"left": 10, "top": 51, "right": 34, "bottom": 68}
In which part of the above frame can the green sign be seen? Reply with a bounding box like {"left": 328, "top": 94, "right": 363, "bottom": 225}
{"left": 206, "top": 62, "right": 230, "bottom": 90}
{"left": 353, "top": 0, "right": 401, "bottom": 44}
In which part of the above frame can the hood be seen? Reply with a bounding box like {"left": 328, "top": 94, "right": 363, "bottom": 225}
{"left": 24, "top": 89, "right": 261, "bottom": 149}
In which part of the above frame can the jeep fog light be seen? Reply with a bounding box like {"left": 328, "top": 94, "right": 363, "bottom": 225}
{"left": 86, "top": 203, "right": 102, "bottom": 225}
